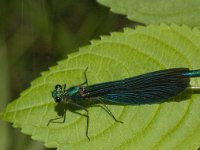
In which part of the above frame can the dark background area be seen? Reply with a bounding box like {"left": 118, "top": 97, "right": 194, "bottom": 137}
{"left": 0, "top": 0, "right": 133, "bottom": 150}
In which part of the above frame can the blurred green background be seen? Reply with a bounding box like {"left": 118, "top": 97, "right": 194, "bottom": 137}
{"left": 0, "top": 0, "right": 133, "bottom": 149}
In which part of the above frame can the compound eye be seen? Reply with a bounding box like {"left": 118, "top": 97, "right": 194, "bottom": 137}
{"left": 55, "top": 84, "right": 62, "bottom": 90}
{"left": 55, "top": 97, "right": 62, "bottom": 103}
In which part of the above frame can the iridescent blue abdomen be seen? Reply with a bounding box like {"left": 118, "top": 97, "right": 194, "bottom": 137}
{"left": 183, "top": 70, "right": 200, "bottom": 77}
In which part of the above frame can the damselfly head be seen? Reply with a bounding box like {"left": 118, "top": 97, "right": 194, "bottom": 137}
{"left": 52, "top": 84, "right": 65, "bottom": 103}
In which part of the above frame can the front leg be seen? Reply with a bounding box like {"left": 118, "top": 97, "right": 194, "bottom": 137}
{"left": 47, "top": 107, "right": 66, "bottom": 126}
{"left": 63, "top": 84, "right": 66, "bottom": 91}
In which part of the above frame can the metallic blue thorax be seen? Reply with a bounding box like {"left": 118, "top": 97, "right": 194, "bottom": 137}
{"left": 66, "top": 86, "right": 84, "bottom": 100}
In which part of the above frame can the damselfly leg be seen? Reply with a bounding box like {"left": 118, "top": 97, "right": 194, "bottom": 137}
{"left": 80, "top": 67, "right": 89, "bottom": 86}
{"left": 47, "top": 105, "right": 66, "bottom": 126}
{"left": 97, "top": 98, "right": 123, "bottom": 123}
{"left": 70, "top": 102, "right": 90, "bottom": 140}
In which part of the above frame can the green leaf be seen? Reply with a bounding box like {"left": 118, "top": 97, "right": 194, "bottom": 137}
{"left": 1, "top": 25, "right": 200, "bottom": 150}
{"left": 97, "top": 0, "right": 200, "bottom": 27}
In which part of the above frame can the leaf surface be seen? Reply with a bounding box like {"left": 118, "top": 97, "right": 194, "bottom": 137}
{"left": 98, "top": 0, "right": 200, "bottom": 27}
{"left": 1, "top": 25, "right": 200, "bottom": 150}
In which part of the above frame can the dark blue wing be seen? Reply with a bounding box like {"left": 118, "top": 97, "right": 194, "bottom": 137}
{"left": 84, "top": 68, "right": 190, "bottom": 104}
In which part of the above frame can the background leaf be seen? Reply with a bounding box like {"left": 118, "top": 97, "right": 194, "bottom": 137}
{"left": 97, "top": 0, "right": 200, "bottom": 27}
{"left": 1, "top": 25, "right": 200, "bottom": 150}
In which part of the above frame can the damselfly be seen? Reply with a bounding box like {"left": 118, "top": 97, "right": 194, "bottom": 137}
{"left": 49, "top": 68, "right": 200, "bottom": 140}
